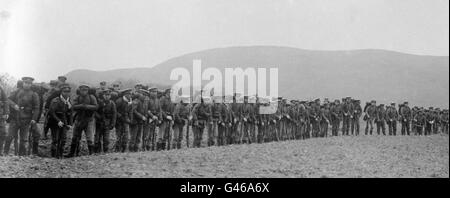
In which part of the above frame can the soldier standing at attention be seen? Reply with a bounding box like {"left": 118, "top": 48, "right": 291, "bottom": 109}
{"left": 3, "top": 77, "right": 40, "bottom": 156}
{"left": 67, "top": 84, "right": 98, "bottom": 157}
{"left": 351, "top": 100, "right": 362, "bottom": 136}
{"left": 47, "top": 83, "right": 72, "bottom": 158}
{"left": 144, "top": 87, "right": 161, "bottom": 151}
{"left": 191, "top": 95, "right": 211, "bottom": 148}
{"left": 386, "top": 102, "right": 399, "bottom": 136}
{"left": 172, "top": 96, "right": 190, "bottom": 149}
{"left": 43, "top": 80, "right": 60, "bottom": 139}
{"left": 424, "top": 108, "right": 434, "bottom": 136}
{"left": 320, "top": 103, "right": 331, "bottom": 138}
{"left": 330, "top": 100, "right": 341, "bottom": 136}
{"left": 158, "top": 89, "right": 174, "bottom": 150}
{"left": 0, "top": 85, "right": 9, "bottom": 155}
{"left": 209, "top": 97, "right": 222, "bottom": 146}
{"left": 376, "top": 104, "right": 387, "bottom": 135}
{"left": 241, "top": 96, "right": 255, "bottom": 144}
{"left": 413, "top": 108, "right": 426, "bottom": 135}
{"left": 129, "top": 91, "right": 147, "bottom": 152}
{"left": 94, "top": 89, "right": 116, "bottom": 153}
{"left": 114, "top": 89, "right": 132, "bottom": 152}
{"left": 364, "top": 100, "right": 377, "bottom": 135}
{"left": 341, "top": 97, "right": 352, "bottom": 136}
{"left": 230, "top": 94, "right": 242, "bottom": 144}
{"left": 399, "top": 101, "right": 412, "bottom": 135}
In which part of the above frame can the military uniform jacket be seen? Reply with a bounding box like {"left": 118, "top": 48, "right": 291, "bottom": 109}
{"left": 115, "top": 97, "right": 133, "bottom": 124}
{"left": 352, "top": 104, "right": 362, "bottom": 119}
{"left": 48, "top": 96, "right": 72, "bottom": 127}
{"left": 160, "top": 95, "right": 174, "bottom": 120}
{"left": 376, "top": 107, "right": 387, "bottom": 121}
{"left": 131, "top": 99, "right": 146, "bottom": 125}
{"left": 366, "top": 105, "right": 377, "bottom": 120}
{"left": 241, "top": 103, "right": 255, "bottom": 122}
{"left": 10, "top": 89, "right": 40, "bottom": 121}
{"left": 330, "top": 104, "right": 342, "bottom": 121}
{"left": 386, "top": 107, "right": 399, "bottom": 121}
{"left": 413, "top": 113, "right": 426, "bottom": 126}
{"left": 192, "top": 103, "right": 211, "bottom": 122}
{"left": 96, "top": 99, "right": 117, "bottom": 128}
{"left": 173, "top": 103, "right": 190, "bottom": 125}
{"left": 0, "top": 86, "right": 9, "bottom": 117}
{"left": 399, "top": 106, "right": 412, "bottom": 121}
{"left": 72, "top": 94, "right": 98, "bottom": 122}
{"left": 147, "top": 97, "right": 162, "bottom": 120}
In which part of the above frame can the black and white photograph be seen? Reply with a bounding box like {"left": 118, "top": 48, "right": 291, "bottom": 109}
{"left": 0, "top": 0, "right": 448, "bottom": 183}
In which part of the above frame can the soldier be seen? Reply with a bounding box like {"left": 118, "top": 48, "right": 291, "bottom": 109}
{"left": 433, "top": 108, "right": 441, "bottom": 134}
{"left": 143, "top": 87, "right": 161, "bottom": 151}
{"left": 158, "top": 89, "right": 174, "bottom": 150}
{"left": 4, "top": 80, "right": 22, "bottom": 155}
{"left": 217, "top": 96, "right": 230, "bottom": 146}
{"left": 425, "top": 108, "right": 434, "bottom": 136}
{"left": 129, "top": 91, "right": 147, "bottom": 152}
{"left": 310, "top": 99, "right": 321, "bottom": 138}
{"left": 94, "top": 89, "right": 116, "bottom": 153}
{"left": 229, "top": 93, "right": 242, "bottom": 144}
{"left": 47, "top": 83, "right": 72, "bottom": 158}
{"left": 67, "top": 84, "right": 98, "bottom": 157}
{"left": 209, "top": 97, "right": 222, "bottom": 146}
{"left": 172, "top": 96, "right": 190, "bottom": 149}
{"left": 399, "top": 101, "right": 412, "bottom": 135}
{"left": 442, "top": 110, "right": 449, "bottom": 134}
{"left": 0, "top": 85, "right": 9, "bottom": 155}
{"left": 341, "top": 97, "right": 352, "bottom": 136}
{"left": 364, "top": 100, "right": 377, "bottom": 135}
{"left": 42, "top": 80, "right": 60, "bottom": 139}
{"left": 114, "top": 89, "right": 133, "bottom": 152}
{"left": 241, "top": 96, "right": 255, "bottom": 143}
{"left": 376, "top": 104, "right": 387, "bottom": 135}
{"left": 320, "top": 103, "right": 331, "bottom": 138}
{"left": 330, "top": 100, "right": 341, "bottom": 136}
{"left": 191, "top": 95, "right": 211, "bottom": 148}
{"left": 386, "top": 102, "right": 399, "bottom": 136}
{"left": 4, "top": 77, "right": 40, "bottom": 156}
{"left": 351, "top": 100, "right": 362, "bottom": 136}
{"left": 412, "top": 108, "right": 426, "bottom": 135}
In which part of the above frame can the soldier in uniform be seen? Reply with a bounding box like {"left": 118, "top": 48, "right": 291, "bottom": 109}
{"left": 230, "top": 94, "right": 242, "bottom": 144}
{"left": 442, "top": 110, "right": 449, "bottom": 134}
{"left": 158, "top": 89, "right": 174, "bottom": 150}
{"left": 425, "top": 108, "right": 434, "bottom": 136}
{"left": 330, "top": 100, "right": 341, "bottom": 136}
{"left": 172, "top": 96, "right": 190, "bottom": 149}
{"left": 209, "top": 96, "right": 222, "bottom": 146}
{"left": 364, "top": 100, "right": 377, "bottom": 135}
{"left": 399, "top": 101, "right": 412, "bottom": 135}
{"left": 42, "top": 80, "right": 60, "bottom": 139}
{"left": 47, "top": 83, "right": 72, "bottom": 158}
{"left": 4, "top": 77, "right": 40, "bottom": 156}
{"left": 341, "top": 97, "right": 353, "bottom": 136}
{"left": 114, "top": 89, "right": 132, "bottom": 152}
{"left": 412, "top": 108, "right": 426, "bottom": 135}
{"left": 320, "top": 103, "right": 331, "bottom": 137}
{"left": 351, "top": 100, "right": 362, "bottom": 136}
{"left": 143, "top": 87, "right": 161, "bottom": 151}
{"left": 94, "top": 89, "right": 116, "bottom": 153}
{"left": 191, "top": 95, "right": 211, "bottom": 148}
{"left": 0, "top": 85, "right": 9, "bottom": 155}
{"left": 67, "top": 84, "right": 98, "bottom": 157}
{"left": 241, "top": 96, "right": 255, "bottom": 143}
{"left": 310, "top": 99, "right": 321, "bottom": 138}
{"left": 129, "top": 91, "right": 147, "bottom": 152}
{"left": 376, "top": 104, "right": 387, "bottom": 135}
{"left": 386, "top": 102, "right": 399, "bottom": 136}
{"left": 217, "top": 96, "right": 230, "bottom": 146}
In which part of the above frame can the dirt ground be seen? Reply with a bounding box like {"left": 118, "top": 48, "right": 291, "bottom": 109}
{"left": 0, "top": 134, "right": 448, "bottom": 178}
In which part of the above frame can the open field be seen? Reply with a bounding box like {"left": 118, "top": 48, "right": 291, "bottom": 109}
{"left": 0, "top": 134, "right": 448, "bottom": 178}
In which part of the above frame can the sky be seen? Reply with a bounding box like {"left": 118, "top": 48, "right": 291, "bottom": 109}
{"left": 0, "top": 0, "right": 449, "bottom": 82}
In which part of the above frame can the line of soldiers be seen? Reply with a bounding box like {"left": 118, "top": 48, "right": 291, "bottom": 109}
{"left": 0, "top": 77, "right": 449, "bottom": 158}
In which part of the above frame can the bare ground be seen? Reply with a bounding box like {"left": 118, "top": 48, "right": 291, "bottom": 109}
{"left": 0, "top": 134, "right": 448, "bottom": 178}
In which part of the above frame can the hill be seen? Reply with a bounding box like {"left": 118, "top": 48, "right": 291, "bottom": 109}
{"left": 66, "top": 46, "right": 449, "bottom": 107}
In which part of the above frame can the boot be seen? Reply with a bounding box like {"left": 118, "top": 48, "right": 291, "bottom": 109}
{"left": 66, "top": 144, "right": 77, "bottom": 158}
{"left": 3, "top": 138, "right": 11, "bottom": 155}
{"left": 32, "top": 142, "right": 39, "bottom": 156}
{"left": 0, "top": 138, "right": 4, "bottom": 155}
{"left": 88, "top": 145, "right": 94, "bottom": 155}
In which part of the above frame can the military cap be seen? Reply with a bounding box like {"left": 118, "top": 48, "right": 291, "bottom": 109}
{"left": 314, "top": 98, "right": 320, "bottom": 102}
{"left": 371, "top": 100, "right": 376, "bottom": 103}
{"left": 380, "top": 104, "right": 384, "bottom": 106}
{"left": 100, "top": 81, "right": 107, "bottom": 86}
{"left": 391, "top": 102, "right": 396, "bottom": 105}
{"left": 49, "top": 80, "right": 59, "bottom": 86}
{"left": 429, "top": 107, "right": 433, "bottom": 110}
{"left": 164, "top": 88, "right": 171, "bottom": 93}
{"left": 404, "top": 101, "right": 409, "bottom": 104}
{"left": 102, "top": 89, "right": 112, "bottom": 95}
{"left": 148, "top": 87, "right": 158, "bottom": 92}
{"left": 120, "top": 88, "right": 132, "bottom": 95}
{"left": 58, "top": 83, "right": 71, "bottom": 90}
{"left": 78, "top": 84, "right": 90, "bottom": 89}
{"left": 21, "top": 77, "right": 34, "bottom": 83}
{"left": 58, "top": 76, "right": 67, "bottom": 81}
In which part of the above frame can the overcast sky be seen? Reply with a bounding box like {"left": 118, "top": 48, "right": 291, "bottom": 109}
{"left": 0, "top": 0, "right": 449, "bottom": 82}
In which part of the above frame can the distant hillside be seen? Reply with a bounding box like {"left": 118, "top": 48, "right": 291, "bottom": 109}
{"left": 66, "top": 46, "right": 449, "bottom": 108}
